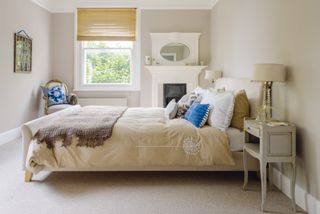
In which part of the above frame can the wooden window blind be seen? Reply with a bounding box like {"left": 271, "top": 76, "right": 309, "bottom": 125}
{"left": 77, "top": 8, "right": 136, "bottom": 41}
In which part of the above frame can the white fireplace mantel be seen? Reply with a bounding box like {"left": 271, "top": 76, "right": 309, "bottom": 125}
{"left": 145, "top": 66, "right": 207, "bottom": 107}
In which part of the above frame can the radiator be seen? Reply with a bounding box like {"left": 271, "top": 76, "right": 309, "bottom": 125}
{"left": 78, "top": 98, "right": 128, "bottom": 107}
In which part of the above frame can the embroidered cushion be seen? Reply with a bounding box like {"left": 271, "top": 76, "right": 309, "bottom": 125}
{"left": 47, "top": 85, "right": 67, "bottom": 106}
{"left": 178, "top": 92, "right": 200, "bottom": 108}
{"left": 185, "top": 103, "right": 210, "bottom": 128}
{"left": 175, "top": 105, "right": 187, "bottom": 118}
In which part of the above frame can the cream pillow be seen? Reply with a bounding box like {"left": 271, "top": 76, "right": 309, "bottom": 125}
{"left": 231, "top": 90, "right": 250, "bottom": 130}
{"left": 201, "top": 90, "right": 235, "bottom": 131}
{"left": 165, "top": 99, "right": 178, "bottom": 119}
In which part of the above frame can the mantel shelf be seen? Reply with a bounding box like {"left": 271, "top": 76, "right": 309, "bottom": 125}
{"left": 145, "top": 65, "right": 207, "bottom": 74}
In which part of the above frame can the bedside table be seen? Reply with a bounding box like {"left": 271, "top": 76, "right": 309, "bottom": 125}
{"left": 242, "top": 119, "right": 296, "bottom": 212}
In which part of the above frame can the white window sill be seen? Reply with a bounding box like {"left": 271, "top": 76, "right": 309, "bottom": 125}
{"left": 73, "top": 87, "right": 140, "bottom": 92}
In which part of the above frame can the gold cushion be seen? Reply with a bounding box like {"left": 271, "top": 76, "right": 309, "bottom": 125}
{"left": 231, "top": 90, "right": 250, "bottom": 130}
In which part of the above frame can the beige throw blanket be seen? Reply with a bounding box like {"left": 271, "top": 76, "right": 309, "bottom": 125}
{"left": 34, "top": 106, "right": 127, "bottom": 149}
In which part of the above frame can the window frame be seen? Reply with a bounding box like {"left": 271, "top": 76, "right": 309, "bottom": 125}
{"left": 81, "top": 42, "right": 134, "bottom": 86}
{"left": 74, "top": 8, "right": 141, "bottom": 92}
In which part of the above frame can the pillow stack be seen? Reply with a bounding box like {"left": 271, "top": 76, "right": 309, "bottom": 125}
{"left": 164, "top": 87, "right": 250, "bottom": 131}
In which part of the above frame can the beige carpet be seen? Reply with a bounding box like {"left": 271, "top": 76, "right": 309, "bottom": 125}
{"left": 0, "top": 139, "right": 305, "bottom": 214}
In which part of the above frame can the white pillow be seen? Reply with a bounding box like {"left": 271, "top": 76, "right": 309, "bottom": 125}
{"left": 165, "top": 99, "right": 178, "bottom": 119}
{"left": 193, "top": 87, "right": 208, "bottom": 96}
{"left": 201, "top": 91, "right": 235, "bottom": 131}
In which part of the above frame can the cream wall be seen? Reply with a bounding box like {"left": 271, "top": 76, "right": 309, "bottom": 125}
{"left": 140, "top": 10, "right": 211, "bottom": 107}
{"left": 0, "top": 0, "right": 52, "bottom": 133}
{"left": 210, "top": 0, "right": 320, "bottom": 200}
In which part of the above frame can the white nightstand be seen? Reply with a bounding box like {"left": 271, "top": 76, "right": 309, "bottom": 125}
{"left": 243, "top": 119, "right": 296, "bottom": 212}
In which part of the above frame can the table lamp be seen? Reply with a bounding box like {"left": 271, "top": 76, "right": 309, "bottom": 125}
{"left": 204, "top": 70, "right": 222, "bottom": 83}
{"left": 253, "top": 63, "right": 286, "bottom": 122}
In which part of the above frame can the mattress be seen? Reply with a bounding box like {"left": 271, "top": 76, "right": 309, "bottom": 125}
{"left": 227, "top": 127, "right": 244, "bottom": 152}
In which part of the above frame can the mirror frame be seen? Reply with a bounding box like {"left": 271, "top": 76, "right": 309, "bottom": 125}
{"left": 160, "top": 42, "right": 190, "bottom": 62}
{"left": 150, "top": 33, "right": 201, "bottom": 66}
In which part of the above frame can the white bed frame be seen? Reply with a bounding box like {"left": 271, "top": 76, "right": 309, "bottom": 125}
{"left": 22, "top": 78, "right": 263, "bottom": 182}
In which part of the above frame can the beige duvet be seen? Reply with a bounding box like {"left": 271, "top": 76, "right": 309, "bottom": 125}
{"left": 26, "top": 107, "right": 235, "bottom": 173}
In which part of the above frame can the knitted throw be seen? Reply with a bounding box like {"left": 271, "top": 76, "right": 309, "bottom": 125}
{"left": 34, "top": 106, "right": 128, "bottom": 149}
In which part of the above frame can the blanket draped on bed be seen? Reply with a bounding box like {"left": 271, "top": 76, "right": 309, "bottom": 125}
{"left": 33, "top": 106, "right": 128, "bottom": 149}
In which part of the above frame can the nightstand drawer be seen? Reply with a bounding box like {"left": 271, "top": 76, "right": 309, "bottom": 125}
{"left": 268, "top": 133, "right": 292, "bottom": 156}
{"left": 245, "top": 125, "right": 260, "bottom": 137}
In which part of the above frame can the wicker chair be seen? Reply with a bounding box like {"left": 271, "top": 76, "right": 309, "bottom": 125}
{"left": 42, "top": 80, "right": 78, "bottom": 115}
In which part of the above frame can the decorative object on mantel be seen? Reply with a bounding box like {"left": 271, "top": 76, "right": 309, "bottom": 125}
{"left": 145, "top": 56, "right": 151, "bottom": 65}
{"left": 150, "top": 33, "right": 201, "bottom": 66}
{"left": 204, "top": 70, "right": 222, "bottom": 83}
{"left": 252, "top": 63, "right": 286, "bottom": 122}
{"left": 14, "top": 30, "right": 32, "bottom": 73}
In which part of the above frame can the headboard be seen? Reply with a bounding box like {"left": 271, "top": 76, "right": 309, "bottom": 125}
{"left": 214, "top": 78, "right": 263, "bottom": 118}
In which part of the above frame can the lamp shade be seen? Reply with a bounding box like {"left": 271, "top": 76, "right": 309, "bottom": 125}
{"left": 253, "top": 64, "right": 286, "bottom": 82}
{"left": 204, "top": 70, "right": 222, "bottom": 81}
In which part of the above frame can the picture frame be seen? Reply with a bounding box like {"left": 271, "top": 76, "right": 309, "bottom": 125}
{"left": 14, "top": 31, "right": 32, "bottom": 73}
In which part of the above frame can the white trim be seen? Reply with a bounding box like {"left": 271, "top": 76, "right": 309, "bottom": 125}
{"left": 74, "top": 9, "right": 79, "bottom": 92}
{"left": 0, "top": 127, "right": 21, "bottom": 146}
{"left": 139, "top": 7, "right": 213, "bottom": 10}
{"left": 211, "top": 0, "right": 220, "bottom": 9}
{"left": 272, "top": 167, "right": 320, "bottom": 214}
{"left": 30, "top": 0, "right": 216, "bottom": 13}
{"left": 30, "top": 0, "right": 52, "bottom": 12}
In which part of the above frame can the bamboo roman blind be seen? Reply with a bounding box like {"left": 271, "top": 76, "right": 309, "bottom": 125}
{"left": 77, "top": 8, "right": 136, "bottom": 41}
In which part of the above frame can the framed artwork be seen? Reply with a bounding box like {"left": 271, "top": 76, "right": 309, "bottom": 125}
{"left": 14, "top": 31, "right": 32, "bottom": 73}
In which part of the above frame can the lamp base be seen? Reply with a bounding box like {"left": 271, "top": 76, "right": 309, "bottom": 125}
{"left": 262, "top": 81, "right": 273, "bottom": 119}
{"left": 255, "top": 104, "right": 273, "bottom": 123}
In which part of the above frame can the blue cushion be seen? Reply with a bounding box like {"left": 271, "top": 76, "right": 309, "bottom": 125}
{"left": 47, "top": 85, "right": 67, "bottom": 106}
{"left": 185, "top": 103, "right": 210, "bottom": 128}
{"left": 184, "top": 103, "right": 197, "bottom": 119}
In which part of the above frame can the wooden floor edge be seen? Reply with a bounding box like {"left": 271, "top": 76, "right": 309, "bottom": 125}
{"left": 24, "top": 171, "right": 33, "bottom": 182}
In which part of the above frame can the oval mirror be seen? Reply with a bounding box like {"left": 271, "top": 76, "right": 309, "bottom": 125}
{"left": 160, "top": 43, "right": 190, "bottom": 62}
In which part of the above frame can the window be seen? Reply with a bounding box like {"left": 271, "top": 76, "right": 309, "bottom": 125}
{"left": 75, "top": 8, "right": 140, "bottom": 91}
{"left": 82, "top": 41, "right": 133, "bottom": 85}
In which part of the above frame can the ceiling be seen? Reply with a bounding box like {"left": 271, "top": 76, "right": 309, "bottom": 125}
{"left": 31, "top": 0, "right": 219, "bottom": 13}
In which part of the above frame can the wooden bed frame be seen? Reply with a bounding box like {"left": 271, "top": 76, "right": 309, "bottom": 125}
{"left": 22, "top": 78, "right": 263, "bottom": 182}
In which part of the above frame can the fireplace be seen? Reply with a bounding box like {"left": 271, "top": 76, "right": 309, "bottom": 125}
{"left": 163, "top": 83, "right": 187, "bottom": 107}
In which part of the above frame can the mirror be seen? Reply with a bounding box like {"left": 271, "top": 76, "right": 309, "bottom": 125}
{"left": 160, "top": 43, "right": 190, "bottom": 62}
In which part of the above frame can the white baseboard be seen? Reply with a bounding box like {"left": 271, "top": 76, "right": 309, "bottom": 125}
{"left": 0, "top": 127, "right": 21, "bottom": 146}
{"left": 273, "top": 167, "right": 320, "bottom": 214}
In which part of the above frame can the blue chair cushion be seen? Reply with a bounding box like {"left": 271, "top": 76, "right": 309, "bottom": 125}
{"left": 47, "top": 85, "right": 68, "bottom": 106}
{"left": 184, "top": 103, "right": 210, "bottom": 128}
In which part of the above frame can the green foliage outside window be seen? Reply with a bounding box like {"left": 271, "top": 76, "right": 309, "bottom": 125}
{"left": 84, "top": 42, "right": 132, "bottom": 84}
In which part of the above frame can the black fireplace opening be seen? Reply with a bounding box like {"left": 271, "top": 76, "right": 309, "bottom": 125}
{"left": 163, "top": 83, "right": 187, "bottom": 107}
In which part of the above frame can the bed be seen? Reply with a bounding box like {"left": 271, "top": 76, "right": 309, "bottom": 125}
{"left": 22, "top": 78, "right": 263, "bottom": 182}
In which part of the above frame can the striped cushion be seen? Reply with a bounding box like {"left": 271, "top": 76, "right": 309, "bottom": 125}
{"left": 185, "top": 103, "right": 210, "bottom": 128}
